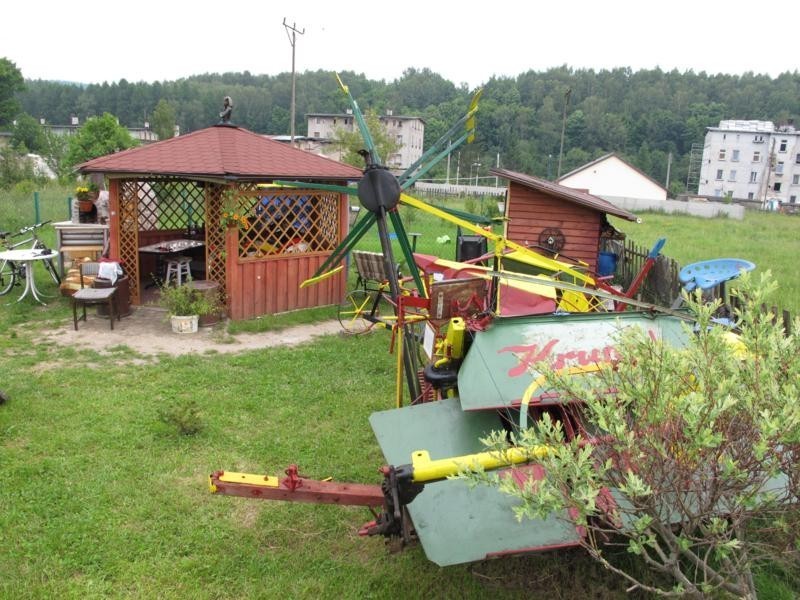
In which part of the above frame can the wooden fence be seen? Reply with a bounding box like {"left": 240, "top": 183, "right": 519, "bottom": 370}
{"left": 606, "top": 238, "right": 681, "bottom": 307}
{"left": 608, "top": 238, "right": 795, "bottom": 335}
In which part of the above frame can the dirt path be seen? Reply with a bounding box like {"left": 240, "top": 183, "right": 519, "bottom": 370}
{"left": 39, "top": 305, "right": 343, "bottom": 357}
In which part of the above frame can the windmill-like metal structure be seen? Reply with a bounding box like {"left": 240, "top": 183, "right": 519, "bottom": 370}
{"left": 276, "top": 74, "right": 482, "bottom": 402}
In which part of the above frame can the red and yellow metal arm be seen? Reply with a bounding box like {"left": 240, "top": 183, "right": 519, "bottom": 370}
{"left": 209, "top": 464, "right": 384, "bottom": 507}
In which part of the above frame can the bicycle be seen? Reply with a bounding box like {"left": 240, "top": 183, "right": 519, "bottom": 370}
{"left": 0, "top": 221, "right": 61, "bottom": 296}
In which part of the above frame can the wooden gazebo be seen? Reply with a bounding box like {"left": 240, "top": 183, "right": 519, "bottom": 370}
{"left": 79, "top": 124, "right": 362, "bottom": 320}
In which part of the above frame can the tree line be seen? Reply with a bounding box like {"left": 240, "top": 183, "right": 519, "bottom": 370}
{"left": 7, "top": 61, "right": 800, "bottom": 194}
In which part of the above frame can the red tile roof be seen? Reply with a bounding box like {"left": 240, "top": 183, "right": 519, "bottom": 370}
{"left": 78, "top": 124, "right": 363, "bottom": 181}
{"left": 490, "top": 168, "right": 638, "bottom": 221}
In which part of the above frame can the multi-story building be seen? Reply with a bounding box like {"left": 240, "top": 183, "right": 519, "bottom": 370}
{"left": 699, "top": 120, "right": 800, "bottom": 206}
{"left": 306, "top": 110, "right": 424, "bottom": 170}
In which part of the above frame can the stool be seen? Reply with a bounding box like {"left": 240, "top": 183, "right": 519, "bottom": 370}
{"left": 72, "top": 287, "right": 119, "bottom": 330}
{"left": 165, "top": 256, "right": 192, "bottom": 285}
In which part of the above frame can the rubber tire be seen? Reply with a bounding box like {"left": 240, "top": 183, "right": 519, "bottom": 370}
{"left": 43, "top": 258, "right": 61, "bottom": 284}
{"left": 0, "top": 260, "right": 16, "bottom": 295}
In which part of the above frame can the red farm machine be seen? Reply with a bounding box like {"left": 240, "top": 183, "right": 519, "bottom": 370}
{"left": 209, "top": 75, "right": 757, "bottom": 566}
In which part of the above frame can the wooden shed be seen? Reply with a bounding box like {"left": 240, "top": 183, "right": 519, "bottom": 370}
{"left": 79, "top": 124, "right": 362, "bottom": 320}
{"left": 491, "top": 168, "right": 638, "bottom": 273}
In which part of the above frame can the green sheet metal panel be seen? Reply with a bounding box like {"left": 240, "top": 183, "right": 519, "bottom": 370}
{"left": 458, "top": 311, "right": 689, "bottom": 411}
{"left": 369, "top": 398, "right": 582, "bottom": 566}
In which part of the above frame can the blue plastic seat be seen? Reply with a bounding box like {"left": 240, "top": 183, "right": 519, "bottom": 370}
{"left": 679, "top": 258, "right": 755, "bottom": 292}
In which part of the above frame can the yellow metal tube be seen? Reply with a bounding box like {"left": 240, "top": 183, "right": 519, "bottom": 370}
{"left": 410, "top": 446, "right": 550, "bottom": 484}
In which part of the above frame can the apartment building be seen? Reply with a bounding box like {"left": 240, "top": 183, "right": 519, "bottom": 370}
{"left": 38, "top": 115, "right": 160, "bottom": 143}
{"left": 306, "top": 110, "right": 424, "bottom": 169}
{"left": 699, "top": 120, "right": 800, "bottom": 205}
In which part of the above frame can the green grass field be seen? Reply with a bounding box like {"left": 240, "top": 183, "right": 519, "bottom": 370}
{"left": 2, "top": 186, "right": 799, "bottom": 597}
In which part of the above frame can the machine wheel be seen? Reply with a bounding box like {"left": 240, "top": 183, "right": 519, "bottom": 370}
{"left": 337, "top": 289, "right": 379, "bottom": 334}
{"left": 0, "top": 260, "right": 16, "bottom": 296}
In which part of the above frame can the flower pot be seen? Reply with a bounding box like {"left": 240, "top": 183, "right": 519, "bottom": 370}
{"left": 170, "top": 314, "right": 199, "bottom": 334}
{"left": 78, "top": 200, "right": 95, "bottom": 212}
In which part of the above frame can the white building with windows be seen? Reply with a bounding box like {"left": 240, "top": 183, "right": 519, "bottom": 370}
{"left": 698, "top": 120, "right": 800, "bottom": 206}
{"left": 305, "top": 110, "right": 424, "bottom": 170}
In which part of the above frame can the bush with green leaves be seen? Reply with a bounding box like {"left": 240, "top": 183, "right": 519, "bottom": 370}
{"left": 459, "top": 272, "right": 800, "bottom": 598}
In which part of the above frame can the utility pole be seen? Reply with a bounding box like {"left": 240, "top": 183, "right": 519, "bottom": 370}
{"left": 283, "top": 18, "right": 305, "bottom": 145}
{"left": 446, "top": 140, "right": 451, "bottom": 184}
{"left": 557, "top": 87, "right": 571, "bottom": 179}
{"left": 665, "top": 152, "right": 672, "bottom": 192}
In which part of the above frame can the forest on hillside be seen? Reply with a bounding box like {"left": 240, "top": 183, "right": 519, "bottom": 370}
{"left": 16, "top": 67, "right": 800, "bottom": 194}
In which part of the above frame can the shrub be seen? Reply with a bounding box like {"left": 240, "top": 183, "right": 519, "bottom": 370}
{"left": 157, "top": 400, "right": 203, "bottom": 436}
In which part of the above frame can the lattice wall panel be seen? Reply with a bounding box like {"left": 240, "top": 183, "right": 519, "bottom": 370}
{"left": 137, "top": 181, "right": 206, "bottom": 232}
{"left": 205, "top": 184, "right": 227, "bottom": 299}
{"left": 118, "top": 180, "right": 142, "bottom": 303}
{"left": 231, "top": 189, "right": 340, "bottom": 259}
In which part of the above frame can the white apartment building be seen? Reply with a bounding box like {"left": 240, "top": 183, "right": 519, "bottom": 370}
{"left": 306, "top": 110, "right": 425, "bottom": 170}
{"left": 699, "top": 120, "right": 800, "bottom": 205}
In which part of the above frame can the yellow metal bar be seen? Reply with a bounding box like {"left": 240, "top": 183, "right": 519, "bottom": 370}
{"left": 395, "top": 325, "right": 404, "bottom": 408}
{"left": 300, "top": 265, "right": 343, "bottom": 288}
{"left": 410, "top": 446, "right": 550, "bottom": 483}
{"left": 209, "top": 471, "right": 280, "bottom": 493}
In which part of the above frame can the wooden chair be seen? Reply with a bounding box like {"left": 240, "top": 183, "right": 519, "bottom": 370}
{"left": 71, "top": 262, "right": 120, "bottom": 330}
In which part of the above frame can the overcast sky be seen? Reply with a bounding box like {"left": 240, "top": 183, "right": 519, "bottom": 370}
{"left": 3, "top": 0, "right": 798, "bottom": 89}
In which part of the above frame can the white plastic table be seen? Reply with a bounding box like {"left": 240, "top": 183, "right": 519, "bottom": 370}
{"left": 0, "top": 248, "right": 57, "bottom": 304}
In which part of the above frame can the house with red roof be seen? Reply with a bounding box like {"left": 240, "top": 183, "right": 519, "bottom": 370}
{"left": 79, "top": 123, "right": 361, "bottom": 320}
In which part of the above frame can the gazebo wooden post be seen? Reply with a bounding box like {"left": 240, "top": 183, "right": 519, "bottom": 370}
{"left": 225, "top": 226, "right": 239, "bottom": 319}
{"left": 108, "top": 179, "right": 121, "bottom": 259}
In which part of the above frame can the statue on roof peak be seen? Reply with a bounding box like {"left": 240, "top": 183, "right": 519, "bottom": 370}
{"left": 219, "top": 96, "right": 233, "bottom": 124}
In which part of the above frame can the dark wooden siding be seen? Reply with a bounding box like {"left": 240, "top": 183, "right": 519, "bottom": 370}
{"left": 505, "top": 182, "right": 602, "bottom": 272}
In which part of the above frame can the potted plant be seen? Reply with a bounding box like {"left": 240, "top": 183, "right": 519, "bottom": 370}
{"left": 159, "top": 282, "right": 214, "bottom": 333}
{"left": 75, "top": 182, "right": 99, "bottom": 211}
